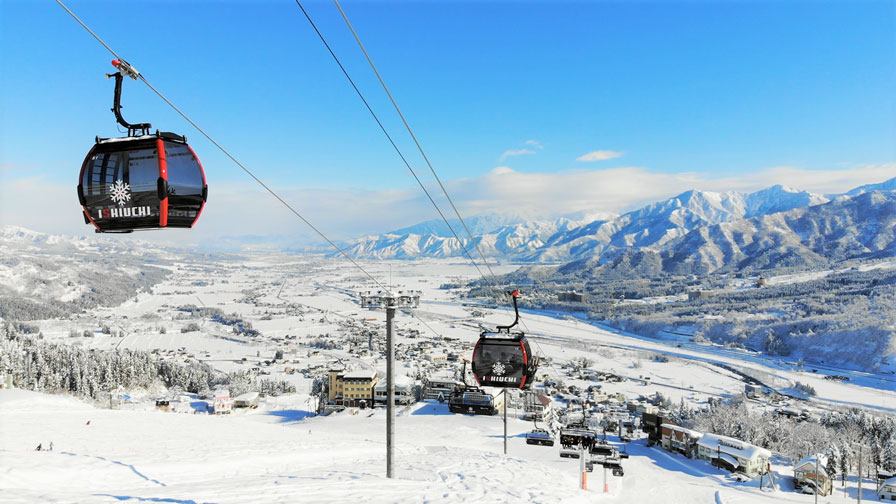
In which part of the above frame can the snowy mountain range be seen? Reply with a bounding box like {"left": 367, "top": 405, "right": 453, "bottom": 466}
{"left": 337, "top": 179, "right": 895, "bottom": 268}
{"left": 558, "top": 190, "right": 896, "bottom": 278}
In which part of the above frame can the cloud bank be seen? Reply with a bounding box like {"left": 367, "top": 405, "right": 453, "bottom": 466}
{"left": 576, "top": 150, "right": 623, "bottom": 162}
{"left": 2, "top": 164, "right": 892, "bottom": 248}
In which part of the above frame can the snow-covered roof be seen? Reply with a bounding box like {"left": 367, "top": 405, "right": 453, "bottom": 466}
{"left": 234, "top": 392, "right": 259, "bottom": 402}
{"left": 343, "top": 369, "right": 377, "bottom": 380}
{"left": 661, "top": 423, "right": 703, "bottom": 438}
{"left": 794, "top": 454, "right": 828, "bottom": 476}
{"left": 881, "top": 476, "right": 896, "bottom": 489}
{"left": 697, "top": 433, "right": 771, "bottom": 461}
{"left": 429, "top": 371, "right": 458, "bottom": 383}
{"left": 717, "top": 453, "right": 739, "bottom": 469}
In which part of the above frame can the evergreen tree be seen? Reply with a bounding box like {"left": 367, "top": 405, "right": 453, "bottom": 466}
{"left": 883, "top": 435, "right": 896, "bottom": 473}
{"left": 839, "top": 442, "right": 851, "bottom": 486}
{"left": 826, "top": 445, "right": 838, "bottom": 482}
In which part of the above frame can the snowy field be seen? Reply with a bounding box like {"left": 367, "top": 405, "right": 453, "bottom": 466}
{"left": 3, "top": 388, "right": 879, "bottom": 504}
{"left": 2, "top": 255, "right": 893, "bottom": 502}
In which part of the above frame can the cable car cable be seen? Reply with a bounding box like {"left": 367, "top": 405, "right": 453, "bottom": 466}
{"left": 293, "top": 0, "right": 487, "bottom": 281}
{"left": 332, "top": 0, "right": 498, "bottom": 280}
{"left": 330, "top": 2, "right": 535, "bottom": 352}
{"left": 56, "top": 0, "right": 390, "bottom": 295}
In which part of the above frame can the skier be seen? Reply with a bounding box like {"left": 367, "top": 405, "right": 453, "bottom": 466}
{"left": 86, "top": 420, "right": 91, "bottom": 425}
{"left": 49, "top": 441, "right": 54, "bottom": 451}
{"left": 35, "top": 443, "right": 42, "bottom": 451}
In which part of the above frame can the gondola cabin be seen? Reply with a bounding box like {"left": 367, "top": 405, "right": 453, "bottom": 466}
{"left": 77, "top": 132, "right": 207, "bottom": 233}
{"left": 471, "top": 334, "right": 537, "bottom": 389}
{"left": 470, "top": 289, "right": 539, "bottom": 389}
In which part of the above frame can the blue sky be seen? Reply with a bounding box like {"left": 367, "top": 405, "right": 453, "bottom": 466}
{"left": 1, "top": 1, "right": 893, "bottom": 244}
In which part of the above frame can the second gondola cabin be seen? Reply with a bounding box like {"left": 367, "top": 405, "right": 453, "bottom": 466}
{"left": 470, "top": 289, "right": 539, "bottom": 389}
{"left": 77, "top": 132, "right": 207, "bottom": 233}
{"left": 471, "top": 334, "right": 537, "bottom": 389}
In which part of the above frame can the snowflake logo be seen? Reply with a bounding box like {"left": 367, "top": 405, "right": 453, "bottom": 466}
{"left": 109, "top": 179, "right": 131, "bottom": 206}
{"left": 492, "top": 361, "right": 506, "bottom": 376}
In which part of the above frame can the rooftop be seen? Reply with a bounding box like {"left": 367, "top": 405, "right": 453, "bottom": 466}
{"left": 343, "top": 369, "right": 377, "bottom": 380}
{"left": 697, "top": 433, "right": 771, "bottom": 461}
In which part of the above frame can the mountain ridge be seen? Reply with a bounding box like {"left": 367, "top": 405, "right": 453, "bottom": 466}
{"left": 338, "top": 179, "right": 895, "bottom": 263}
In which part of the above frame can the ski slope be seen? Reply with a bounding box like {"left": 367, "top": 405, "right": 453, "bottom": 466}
{"left": 0, "top": 389, "right": 844, "bottom": 504}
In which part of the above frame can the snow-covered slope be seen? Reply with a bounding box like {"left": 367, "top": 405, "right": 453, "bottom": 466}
{"left": 559, "top": 190, "right": 896, "bottom": 277}
{"left": 0, "top": 388, "right": 819, "bottom": 504}
{"left": 841, "top": 176, "right": 896, "bottom": 197}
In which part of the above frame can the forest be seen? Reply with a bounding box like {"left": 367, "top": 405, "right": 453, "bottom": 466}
{"left": 0, "top": 322, "right": 295, "bottom": 404}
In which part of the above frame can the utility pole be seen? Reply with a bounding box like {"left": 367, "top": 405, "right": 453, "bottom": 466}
{"left": 361, "top": 290, "right": 420, "bottom": 479}
{"left": 579, "top": 443, "right": 587, "bottom": 490}
{"left": 503, "top": 389, "right": 508, "bottom": 455}
{"left": 858, "top": 445, "right": 862, "bottom": 504}
{"left": 815, "top": 455, "right": 819, "bottom": 504}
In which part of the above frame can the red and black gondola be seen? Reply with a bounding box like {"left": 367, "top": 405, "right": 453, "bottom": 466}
{"left": 77, "top": 60, "right": 207, "bottom": 233}
{"left": 470, "top": 290, "right": 539, "bottom": 389}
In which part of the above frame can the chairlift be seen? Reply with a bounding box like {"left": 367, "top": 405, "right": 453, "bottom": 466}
{"left": 525, "top": 427, "right": 555, "bottom": 446}
{"left": 77, "top": 60, "right": 207, "bottom": 233}
{"left": 448, "top": 358, "right": 497, "bottom": 415}
{"left": 470, "top": 290, "right": 538, "bottom": 389}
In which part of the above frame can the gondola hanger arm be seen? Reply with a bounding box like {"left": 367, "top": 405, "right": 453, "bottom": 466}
{"left": 496, "top": 289, "right": 521, "bottom": 333}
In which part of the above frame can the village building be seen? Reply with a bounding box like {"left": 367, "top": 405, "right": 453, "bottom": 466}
{"left": 879, "top": 476, "right": 896, "bottom": 501}
{"left": 558, "top": 291, "right": 586, "bottom": 303}
{"left": 425, "top": 352, "right": 447, "bottom": 365}
{"left": 792, "top": 454, "right": 831, "bottom": 496}
{"left": 374, "top": 384, "right": 416, "bottom": 406}
{"left": 233, "top": 391, "right": 260, "bottom": 409}
{"left": 423, "top": 372, "right": 461, "bottom": 401}
{"left": 522, "top": 392, "right": 554, "bottom": 422}
{"left": 211, "top": 389, "right": 232, "bottom": 415}
{"left": 687, "top": 290, "right": 713, "bottom": 301}
{"left": 660, "top": 423, "right": 702, "bottom": 458}
{"left": 696, "top": 433, "right": 771, "bottom": 477}
{"left": 641, "top": 412, "right": 668, "bottom": 446}
{"left": 328, "top": 368, "right": 378, "bottom": 408}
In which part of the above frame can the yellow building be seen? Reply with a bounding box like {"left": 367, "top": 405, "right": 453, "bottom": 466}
{"left": 328, "top": 368, "right": 378, "bottom": 407}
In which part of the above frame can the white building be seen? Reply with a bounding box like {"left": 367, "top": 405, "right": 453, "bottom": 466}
{"left": 696, "top": 433, "right": 771, "bottom": 477}
{"left": 879, "top": 476, "right": 896, "bottom": 501}
{"left": 424, "top": 372, "right": 461, "bottom": 401}
{"left": 212, "top": 389, "right": 232, "bottom": 414}
{"left": 374, "top": 384, "right": 416, "bottom": 405}
{"left": 793, "top": 454, "right": 831, "bottom": 496}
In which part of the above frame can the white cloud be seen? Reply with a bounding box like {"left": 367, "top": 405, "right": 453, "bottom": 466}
{"left": 498, "top": 149, "right": 536, "bottom": 162}
{"left": 524, "top": 140, "right": 544, "bottom": 149}
{"left": 2, "top": 164, "right": 892, "bottom": 247}
{"left": 576, "top": 150, "right": 623, "bottom": 162}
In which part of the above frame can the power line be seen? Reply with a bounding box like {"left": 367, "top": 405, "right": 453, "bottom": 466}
{"left": 56, "top": 0, "right": 390, "bottom": 295}
{"left": 293, "top": 0, "right": 487, "bottom": 280}
{"left": 333, "top": 0, "right": 498, "bottom": 279}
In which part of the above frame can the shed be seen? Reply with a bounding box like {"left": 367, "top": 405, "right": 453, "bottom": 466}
{"left": 234, "top": 392, "right": 260, "bottom": 409}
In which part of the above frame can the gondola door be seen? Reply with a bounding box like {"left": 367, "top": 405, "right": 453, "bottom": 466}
{"left": 79, "top": 137, "right": 166, "bottom": 232}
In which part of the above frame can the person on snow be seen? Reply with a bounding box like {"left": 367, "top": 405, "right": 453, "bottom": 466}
{"left": 35, "top": 443, "right": 42, "bottom": 451}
